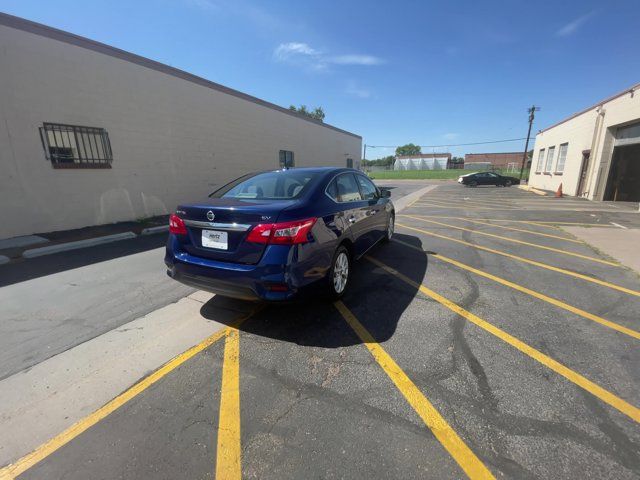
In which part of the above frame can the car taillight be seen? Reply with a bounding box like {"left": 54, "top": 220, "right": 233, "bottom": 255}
{"left": 246, "top": 218, "right": 317, "bottom": 245}
{"left": 169, "top": 214, "right": 187, "bottom": 235}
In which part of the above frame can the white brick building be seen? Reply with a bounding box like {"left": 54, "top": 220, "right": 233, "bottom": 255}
{"left": 529, "top": 83, "right": 640, "bottom": 202}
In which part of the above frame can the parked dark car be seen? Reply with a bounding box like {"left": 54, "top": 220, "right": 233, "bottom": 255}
{"left": 457, "top": 171, "right": 520, "bottom": 187}
{"left": 165, "top": 167, "right": 394, "bottom": 302}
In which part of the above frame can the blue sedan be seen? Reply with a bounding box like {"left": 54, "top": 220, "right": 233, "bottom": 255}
{"left": 165, "top": 167, "right": 395, "bottom": 302}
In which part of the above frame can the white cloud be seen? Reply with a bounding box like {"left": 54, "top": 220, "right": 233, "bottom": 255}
{"left": 273, "top": 42, "right": 383, "bottom": 72}
{"left": 556, "top": 12, "right": 595, "bottom": 37}
{"left": 443, "top": 133, "right": 459, "bottom": 141}
{"left": 274, "top": 42, "right": 320, "bottom": 60}
{"left": 328, "top": 54, "right": 384, "bottom": 66}
{"left": 345, "top": 81, "right": 371, "bottom": 99}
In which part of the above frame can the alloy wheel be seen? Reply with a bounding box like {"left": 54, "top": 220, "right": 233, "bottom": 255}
{"left": 333, "top": 252, "right": 349, "bottom": 294}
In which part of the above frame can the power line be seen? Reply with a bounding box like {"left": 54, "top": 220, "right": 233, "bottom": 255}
{"left": 367, "top": 137, "right": 529, "bottom": 149}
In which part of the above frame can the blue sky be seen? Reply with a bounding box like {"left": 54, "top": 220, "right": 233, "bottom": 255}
{"left": 3, "top": 0, "right": 640, "bottom": 158}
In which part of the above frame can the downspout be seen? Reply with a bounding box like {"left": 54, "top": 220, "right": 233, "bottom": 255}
{"left": 585, "top": 106, "right": 606, "bottom": 199}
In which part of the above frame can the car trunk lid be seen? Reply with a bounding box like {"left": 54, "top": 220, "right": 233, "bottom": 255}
{"left": 177, "top": 198, "right": 295, "bottom": 264}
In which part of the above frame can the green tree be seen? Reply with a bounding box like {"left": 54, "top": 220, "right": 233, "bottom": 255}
{"left": 395, "top": 143, "right": 421, "bottom": 157}
{"left": 363, "top": 156, "right": 394, "bottom": 167}
{"left": 289, "top": 105, "right": 325, "bottom": 122}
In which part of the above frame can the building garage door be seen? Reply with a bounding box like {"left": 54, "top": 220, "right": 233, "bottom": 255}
{"left": 604, "top": 121, "right": 640, "bottom": 202}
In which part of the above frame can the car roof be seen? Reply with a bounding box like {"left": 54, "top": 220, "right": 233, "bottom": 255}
{"left": 249, "top": 166, "right": 361, "bottom": 177}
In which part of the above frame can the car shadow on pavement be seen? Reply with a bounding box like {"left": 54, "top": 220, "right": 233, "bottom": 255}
{"left": 199, "top": 233, "right": 428, "bottom": 348}
{"left": 0, "top": 233, "right": 168, "bottom": 287}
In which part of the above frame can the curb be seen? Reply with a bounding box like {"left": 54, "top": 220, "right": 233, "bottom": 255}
{"left": 518, "top": 185, "right": 547, "bottom": 196}
{"left": 0, "top": 255, "right": 10, "bottom": 265}
{"left": 141, "top": 225, "right": 169, "bottom": 235}
{"left": 393, "top": 184, "right": 440, "bottom": 212}
{"left": 23, "top": 232, "right": 137, "bottom": 258}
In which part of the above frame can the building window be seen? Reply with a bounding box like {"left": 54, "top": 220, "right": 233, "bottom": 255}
{"left": 535, "top": 149, "right": 545, "bottom": 173}
{"left": 279, "top": 150, "right": 294, "bottom": 168}
{"left": 544, "top": 146, "right": 555, "bottom": 173}
{"left": 556, "top": 143, "right": 568, "bottom": 173}
{"left": 39, "top": 123, "right": 112, "bottom": 169}
{"left": 346, "top": 158, "right": 353, "bottom": 168}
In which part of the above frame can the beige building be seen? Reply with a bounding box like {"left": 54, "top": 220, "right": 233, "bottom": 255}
{"left": 529, "top": 83, "right": 640, "bottom": 201}
{"left": 0, "top": 13, "right": 361, "bottom": 239}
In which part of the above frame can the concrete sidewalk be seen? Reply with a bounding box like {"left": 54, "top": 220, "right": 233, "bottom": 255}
{"left": 562, "top": 226, "right": 640, "bottom": 274}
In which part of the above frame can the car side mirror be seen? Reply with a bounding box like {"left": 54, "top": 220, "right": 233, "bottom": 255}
{"left": 381, "top": 189, "right": 391, "bottom": 198}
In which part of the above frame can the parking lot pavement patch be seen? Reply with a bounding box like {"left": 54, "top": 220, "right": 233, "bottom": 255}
{"left": 395, "top": 222, "right": 640, "bottom": 297}
{"left": 0, "top": 307, "right": 259, "bottom": 479}
{"left": 334, "top": 300, "right": 496, "bottom": 480}
{"left": 408, "top": 215, "right": 583, "bottom": 243}
{"left": 562, "top": 227, "right": 640, "bottom": 274}
{"left": 401, "top": 215, "right": 620, "bottom": 267}
{"left": 392, "top": 238, "right": 640, "bottom": 340}
{"left": 364, "top": 255, "right": 640, "bottom": 423}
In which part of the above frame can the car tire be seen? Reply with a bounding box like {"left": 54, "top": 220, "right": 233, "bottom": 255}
{"left": 504, "top": 179, "right": 512, "bottom": 187}
{"left": 382, "top": 213, "right": 394, "bottom": 243}
{"left": 328, "top": 245, "right": 350, "bottom": 299}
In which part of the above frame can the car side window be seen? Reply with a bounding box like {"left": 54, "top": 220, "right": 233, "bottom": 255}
{"left": 356, "top": 175, "right": 378, "bottom": 200}
{"left": 326, "top": 179, "right": 339, "bottom": 201}
{"left": 334, "top": 174, "right": 363, "bottom": 202}
{"left": 487, "top": 172, "right": 498, "bottom": 178}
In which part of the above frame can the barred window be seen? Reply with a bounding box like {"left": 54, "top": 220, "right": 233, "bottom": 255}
{"left": 39, "top": 123, "right": 113, "bottom": 168}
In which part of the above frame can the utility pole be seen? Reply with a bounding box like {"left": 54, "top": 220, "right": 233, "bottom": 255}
{"left": 520, "top": 105, "right": 539, "bottom": 182}
{"left": 363, "top": 144, "right": 367, "bottom": 162}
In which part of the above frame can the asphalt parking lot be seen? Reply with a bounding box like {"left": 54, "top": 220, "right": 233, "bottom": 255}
{"left": 2, "top": 182, "right": 640, "bottom": 479}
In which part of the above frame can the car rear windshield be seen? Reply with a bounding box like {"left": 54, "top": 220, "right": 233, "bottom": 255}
{"left": 210, "top": 170, "right": 320, "bottom": 200}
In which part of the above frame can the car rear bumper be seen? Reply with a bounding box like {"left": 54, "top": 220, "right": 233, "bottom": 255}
{"left": 165, "top": 237, "right": 330, "bottom": 301}
{"left": 165, "top": 253, "right": 297, "bottom": 302}
{"left": 166, "top": 268, "right": 262, "bottom": 301}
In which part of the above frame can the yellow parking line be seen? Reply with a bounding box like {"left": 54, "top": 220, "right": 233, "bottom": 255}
{"left": 364, "top": 256, "right": 640, "bottom": 424}
{"left": 409, "top": 215, "right": 565, "bottom": 231}
{"left": 407, "top": 214, "right": 582, "bottom": 244}
{"left": 412, "top": 202, "right": 623, "bottom": 213}
{"left": 395, "top": 222, "right": 640, "bottom": 297}
{"left": 401, "top": 215, "right": 620, "bottom": 267}
{"left": 216, "top": 329, "right": 242, "bottom": 479}
{"left": 522, "top": 221, "right": 616, "bottom": 226}
{"left": 393, "top": 239, "right": 640, "bottom": 341}
{"left": 413, "top": 201, "right": 520, "bottom": 211}
{"left": 420, "top": 198, "right": 515, "bottom": 208}
{"left": 411, "top": 216, "right": 616, "bottom": 229}
{"left": 334, "top": 301, "right": 495, "bottom": 480}
{"left": 0, "top": 309, "right": 259, "bottom": 480}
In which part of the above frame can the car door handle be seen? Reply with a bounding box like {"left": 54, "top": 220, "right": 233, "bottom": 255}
{"left": 367, "top": 209, "right": 377, "bottom": 215}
